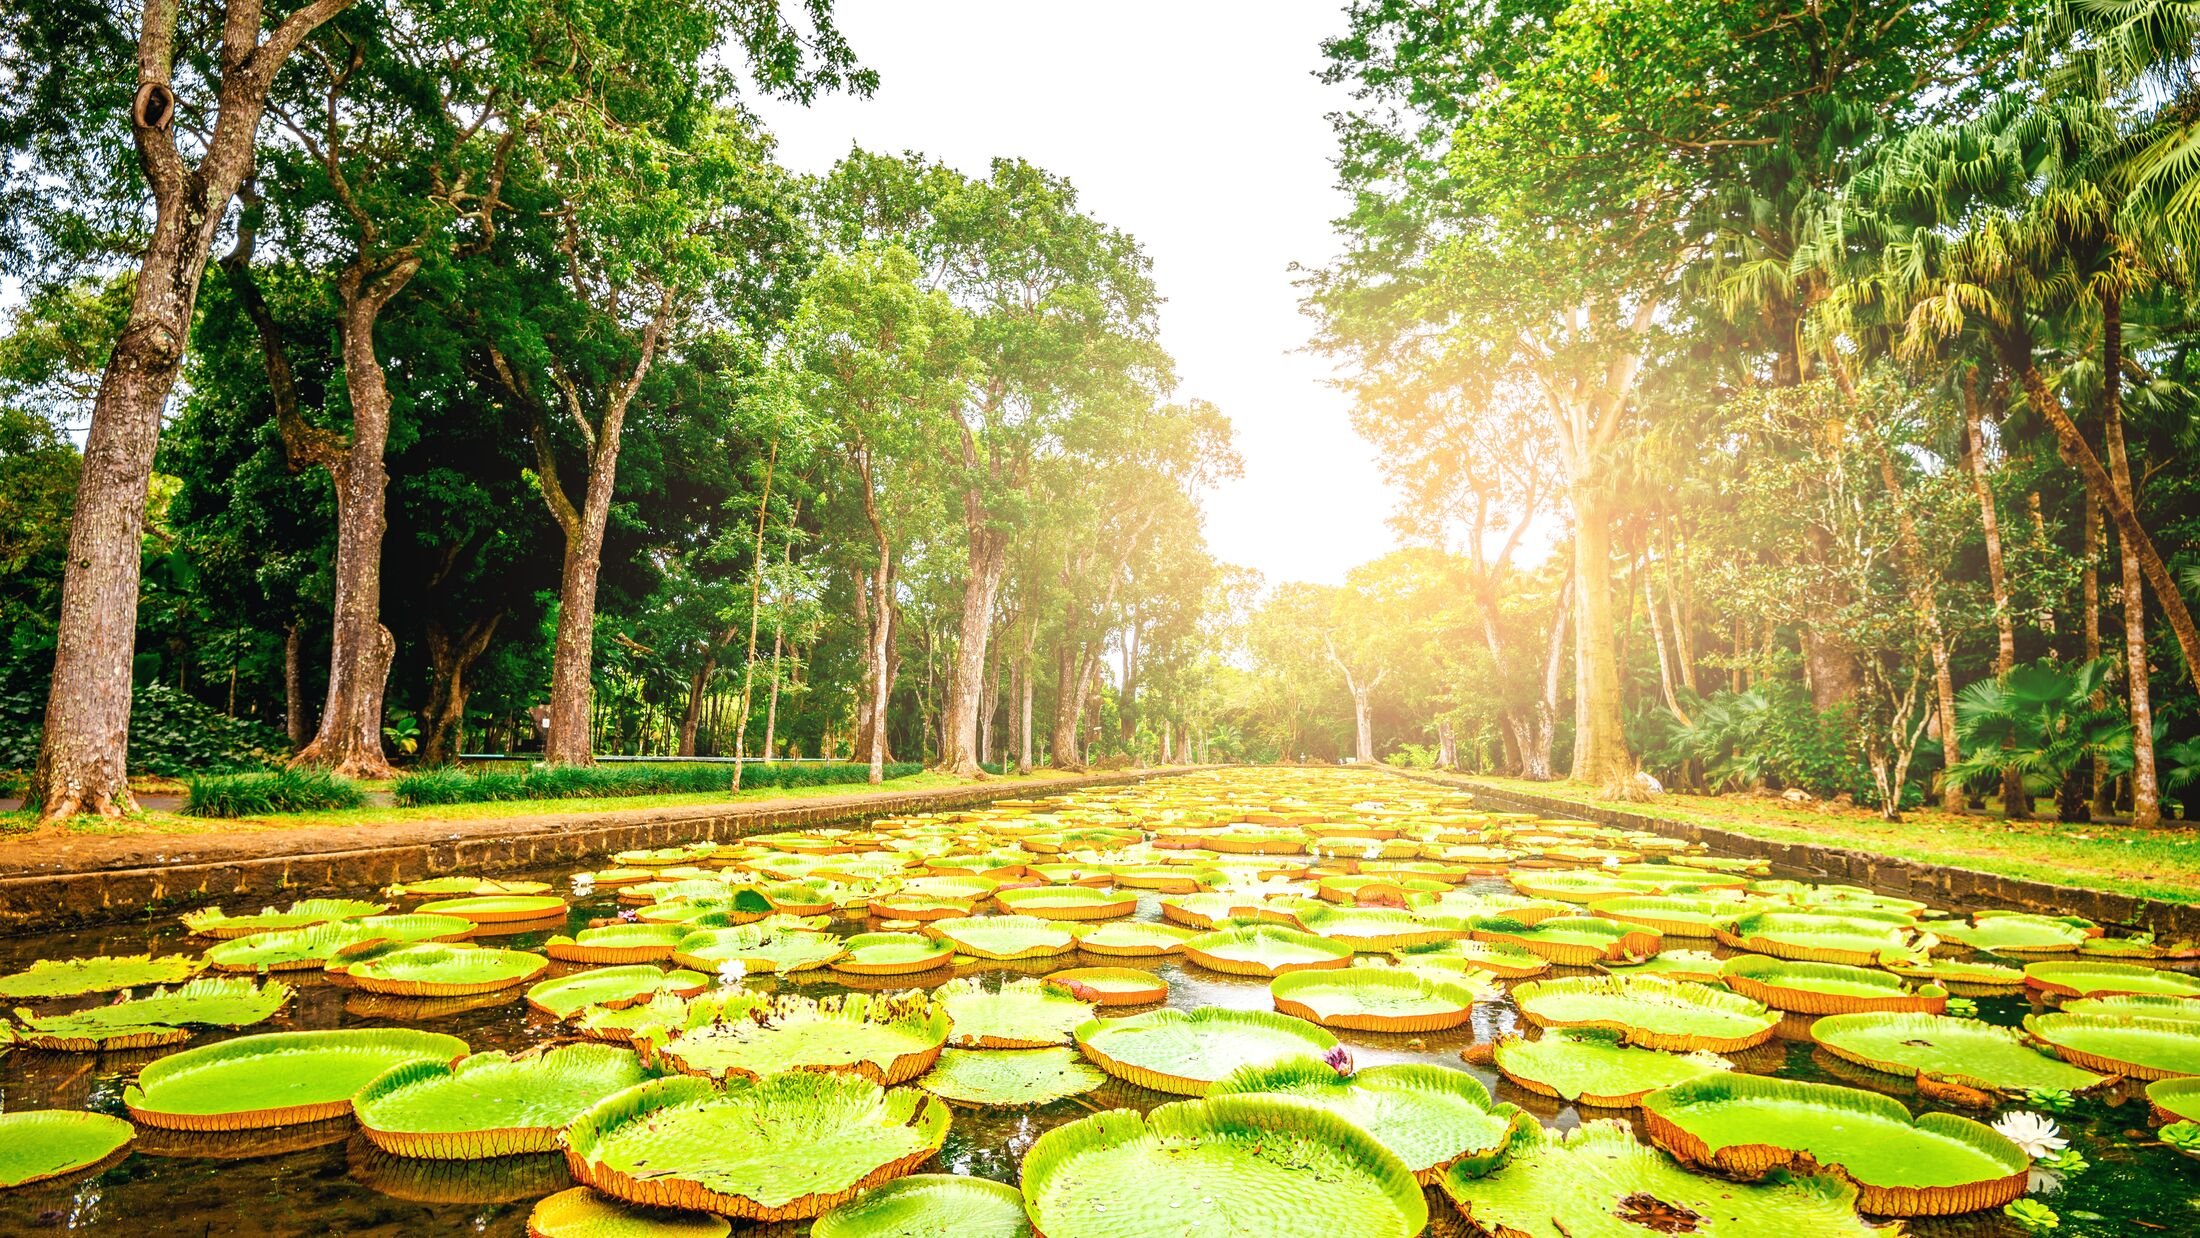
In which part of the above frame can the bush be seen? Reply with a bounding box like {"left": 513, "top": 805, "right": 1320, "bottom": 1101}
{"left": 389, "top": 761, "right": 922, "bottom": 807}
{"left": 184, "top": 769, "right": 365, "bottom": 817}
{"left": 1, "top": 669, "right": 290, "bottom": 783}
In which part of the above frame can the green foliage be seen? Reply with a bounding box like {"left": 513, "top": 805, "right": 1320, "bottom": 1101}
{"left": 1651, "top": 684, "right": 1856, "bottom": 797}
{"left": 183, "top": 769, "right": 366, "bottom": 818}
{"left": 1950, "top": 659, "right": 2132, "bottom": 796}
{"left": 390, "top": 761, "right": 921, "bottom": 806}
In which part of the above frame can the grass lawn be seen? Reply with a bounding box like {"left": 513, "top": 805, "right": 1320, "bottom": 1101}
{"left": 1461, "top": 774, "right": 2200, "bottom": 908}
{"left": 0, "top": 769, "right": 1066, "bottom": 837}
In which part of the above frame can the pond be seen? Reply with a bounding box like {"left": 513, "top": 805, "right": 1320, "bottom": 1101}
{"left": 0, "top": 770, "right": 2190, "bottom": 1236}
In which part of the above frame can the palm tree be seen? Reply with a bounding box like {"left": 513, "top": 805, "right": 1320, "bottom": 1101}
{"left": 1949, "top": 659, "right": 2133, "bottom": 822}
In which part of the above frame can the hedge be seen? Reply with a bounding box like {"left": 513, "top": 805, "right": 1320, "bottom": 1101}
{"left": 391, "top": 761, "right": 923, "bottom": 807}
{"left": 183, "top": 769, "right": 366, "bottom": 817}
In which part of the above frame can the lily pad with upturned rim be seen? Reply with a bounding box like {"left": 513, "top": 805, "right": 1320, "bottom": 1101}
{"left": 1020, "top": 1095, "right": 1427, "bottom": 1238}
{"left": 560, "top": 1071, "right": 950, "bottom": 1221}
{"left": 921, "top": 916, "right": 1077, "bottom": 962}
{"left": 1209, "top": 1058, "right": 1525, "bottom": 1183}
{"left": 1042, "top": 967, "right": 1167, "bottom": 1006}
{"left": 1440, "top": 1118, "right": 1883, "bottom": 1237}
{"left": 654, "top": 991, "right": 948, "bottom": 1085}
{"left": 2064, "top": 994, "right": 2200, "bottom": 1024}
{"left": 1640, "top": 1073, "right": 2030, "bottom": 1217}
{"left": 1719, "top": 954, "right": 1946, "bottom": 1016}
{"left": 545, "top": 924, "right": 689, "bottom": 965}
{"left": 524, "top": 1186, "right": 730, "bottom": 1238}
{"left": 1512, "top": 974, "right": 1778, "bottom": 1052}
{"left": 1880, "top": 955, "right": 2026, "bottom": 996}
{"left": 1597, "top": 949, "right": 1726, "bottom": 985}
{"left": 1390, "top": 938, "right": 1549, "bottom": 979}
{"left": 810, "top": 1173, "right": 1033, "bottom": 1238}
{"left": 0, "top": 954, "right": 200, "bottom": 998}
{"left": 1181, "top": 925, "right": 1354, "bottom": 977}
{"left": 1810, "top": 1011, "right": 2104, "bottom": 1094}
{"left": 354, "top": 1042, "right": 654, "bottom": 1159}
{"left": 124, "top": 1028, "right": 469, "bottom": 1130}
{"left": 1718, "top": 911, "right": 1916, "bottom": 966}
{"left": 2023, "top": 1012, "right": 2200, "bottom": 1079}
{"left": 993, "top": 885, "right": 1137, "bottom": 921}
{"left": 347, "top": 944, "right": 548, "bottom": 996}
{"left": 2147, "top": 1076, "right": 2200, "bottom": 1123}
{"left": 0, "top": 1110, "right": 135, "bottom": 1188}
{"left": 1489, "top": 1029, "right": 1732, "bottom": 1108}
{"left": 1933, "top": 914, "right": 2093, "bottom": 955}
{"left": 1070, "top": 920, "right": 1197, "bottom": 957}
{"left": 2023, "top": 961, "right": 2200, "bottom": 1000}
{"left": 1073, "top": 1006, "right": 1338, "bottom": 1096}
{"left": 524, "top": 966, "right": 711, "bottom": 1019}
{"left": 414, "top": 895, "right": 569, "bottom": 924}
{"left": 1289, "top": 906, "right": 1468, "bottom": 951}
{"left": 1267, "top": 967, "right": 1479, "bottom": 1033}
{"left": 916, "top": 1047, "right": 1105, "bottom": 1108}
{"left": 671, "top": 924, "right": 846, "bottom": 975}
{"left": 181, "top": 898, "right": 390, "bottom": 939}
{"left": 831, "top": 933, "right": 956, "bottom": 976}
{"left": 1470, "top": 915, "right": 1662, "bottom": 966}
{"left": 934, "top": 976, "right": 1093, "bottom": 1048}
{"left": 11, "top": 976, "right": 292, "bottom": 1050}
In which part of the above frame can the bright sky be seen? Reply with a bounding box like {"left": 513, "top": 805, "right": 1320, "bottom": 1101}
{"left": 749, "top": 0, "right": 1396, "bottom": 588}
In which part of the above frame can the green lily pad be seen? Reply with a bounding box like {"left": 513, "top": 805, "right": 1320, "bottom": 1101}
{"left": 1390, "top": 938, "right": 1549, "bottom": 979}
{"left": 1641, "top": 1074, "right": 2029, "bottom": 1217}
{"left": 124, "top": 1028, "right": 469, "bottom": 1130}
{"left": 1588, "top": 895, "right": 1749, "bottom": 938}
{"left": 182, "top": 898, "right": 389, "bottom": 938}
{"left": 655, "top": 991, "right": 948, "bottom": 1085}
{"left": 525, "top": 1186, "right": 730, "bottom": 1238}
{"left": 2063, "top": 994, "right": 2200, "bottom": 1024}
{"left": 671, "top": 924, "right": 846, "bottom": 975}
{"left": 545, "top": 924, "right": 690, "bottom": 964}
{"left": 915, "top": 1047, "right": 1106, "bottom": 1107}
{"left": 0, "top": 1110, "right": 135, "bottom": 1187}
{"left": 1042, "top": 967, "right": 1168, "bottom": 1006}
{"left": 1020, "top": 1096, "right": 1427, "bottom": 1238}
{"left": 1934, "top": 914, "right": 2093, "bottom": 954}
{"left": 1597, "top": 949, "right": 1726, "bottom": 985}
{"left": 0, "top": 953, "right": 200, "bottom": 998}
{"left": 354, "top": 1042, "right": 654, "bottom": 1158}
{"left": 202, "top": 921, "right": 390, "bottom": 972}
{"left": 2024, "top": 1012, "right": 2200, "bottom": 1079}
{"left": 562, "top": 1071, "right": 950, "bottom": 1221}
{"left": 1268, "top": 966, "right": 1479, "bottom": 1033}
{"left": 1512, "top": 974, "right": 1778, "bottom": 1053}
{"left": 811, "top": 1174, "right": 1033, "bottom": 1238}
{"left": 1880, "top": 955, "right": 2026, "bottom": 996}
{"left": 2024, "top": 961, "right": 2200, "bottom": 1000}
{"left": 1811, "top": 1011, "right": 2103, "bottom": 1093}
{"left": 1290, "top": 906, "right": 1466, "bottom": 950}
{"left": 923, "top": 916, "right": 1077, "bottom": 961}
{"left": 994, "top": 885, "right": 1137, "bottom": 920}
{"left": 2147, "top": 1076, "right": 2200, "bottom": 1123}
{"left": 1471, "top": 915, "right": 1662, "bottom": 966}
{"left": 1720, "top": 911, "right": 1915, "bottom": 966}
{"left": 412, "top": 894, "right": 568, "bottom": 924}
{"left": 1210, "top": 1058, "right": 1523, "bottom": 1183}
{"left": 1071, "top": 921, "right": 1198, "bottom": 956}
{"left": 1073, "top": 1006, "right": 1337, "bottom": 1096}
{"left": 388, "top": 877, "right": 552, "bottom": 898}
{"left": 524, "top": 965, "right": 710, "bottom": 1019}
{"left": 935, "top": 976, "right": 1093, "bottom": 1048}
{"left": 346, "top": 944, "right": 548, "bottom": 996}
{"left": 1441, "top": 1118, "right": 1882, "bottom": 1237}
{"left": 1182, "top": 925, "right": 1354, "bottom": 976}
{"left": 12, "top": 976, "right": 292, "bottom": 1050}
{"left": 1490, "top": 1028, "right": 1732, "bottom": 1108}
{"left": 831, "top": 933, "right": 956, "bottom": 976}
{"left": 1719, "top": 954, "right": 1945, "bottom": 1015}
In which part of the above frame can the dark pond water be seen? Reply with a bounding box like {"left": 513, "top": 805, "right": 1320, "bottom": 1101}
{"left": 0, "top": 863, "right": 2193, "bottom": 1235}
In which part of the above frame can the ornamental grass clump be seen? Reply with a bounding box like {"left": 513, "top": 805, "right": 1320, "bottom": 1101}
{"left": 183, "top": 769, "right": 364, "bottom": 817}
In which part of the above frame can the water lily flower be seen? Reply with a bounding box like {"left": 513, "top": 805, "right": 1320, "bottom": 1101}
{"left": 716, "top": 959, "right": 745, "bottom": 987}
{"left": 617, "top": 908, "right": 640, "bottom": 924}
{"left": 1323, "top": 1045, "right": 1354, "bottom": 1077}
{"left": 1992, "top": 1111, "right": 2068, "bottom": 1160}
{"left": 569, "top": 875, "right": 596, "bottom": 897}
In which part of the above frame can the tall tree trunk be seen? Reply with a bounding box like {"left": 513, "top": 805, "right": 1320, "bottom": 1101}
{"left": 1962, "top": 369, "right": 2025, "bottom": 816}
{"left": 936, "top": 532, "right": 1005, "bottom": 774}
{"left": 980, "top": 625, "right": 1002, "bottom": 767}
{"left": 421, "top": 613, "right": 498, "bottom": 767}
{"left": 727, "top": 443, "right": 776, "bottom": 791}
{"left": 1569, "top": 485, "right": 1636, "bottom": 794}
{"left": 1017, "top": 623, "right": 1036, "bottom": 774}
{"left": 284, "top": 622, "right": 309, "bottom": 751}
{"left": 763, "top": 633, "right": 785, "bottom": 762}
{"left": 676, "top": 651, "right": 720, "bottom": 757}
{"left": 1351, "top": 685, "right": 1375, "bottom": 763}
{"left": 2100, "top": 293, "right": 2158, "bottom": 826}
{"left": 2087, "top": 493, "right": 2113, "bottom": 816}
{"left": 1644, "top": 566, "right": 1690, "bottom": 724}
{"left": 1050, "top": 641, "right": 1083, "bottom": 770}
{"left": 1436, "top": 718, "right": 1456, "bottom": 769}
{"left": 1525, "top": 572, "right": 1572, "bottom": 781}
{"left": 31, "top": 0, "right": 356, "bottom": 823}
{"left": 1119, "top": 613, "right": 1140, "bottom": 749}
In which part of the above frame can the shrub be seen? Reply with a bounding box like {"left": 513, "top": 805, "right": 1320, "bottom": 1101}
{"left": 2, "top": 669, "right": 290, "bottom": 782}
{"left": 183, "top": 769, "right": 365, "bottom": 817}
{"left": 389, "top": 761, "right": 921, "bottom": 807}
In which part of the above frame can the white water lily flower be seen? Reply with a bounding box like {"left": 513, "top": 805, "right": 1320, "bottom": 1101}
{"left": 569, "top": 875, "right": 596, "bottom": 896}
{"left": 715, "top": 959, "right": 745, "bottom": 987}
{"left": 1993, "top": 1111, "right": 2067, "bottom": 1160}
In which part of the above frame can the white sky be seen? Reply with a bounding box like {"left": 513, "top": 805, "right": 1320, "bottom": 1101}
{"left": 749, "top": 0, "right": 1396, "bottom": 588}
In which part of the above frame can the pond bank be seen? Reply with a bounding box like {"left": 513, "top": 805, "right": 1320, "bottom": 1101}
{"left": 0, "top": 768, "right": 1189, "bottom": 934}
{"left": 1404, "top": 771, "right": 2200, "bottom": 939}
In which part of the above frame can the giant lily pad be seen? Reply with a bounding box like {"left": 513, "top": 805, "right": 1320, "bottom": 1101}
{"left": 1210, "top": 1058, "right": 1523, "bottom": 1183}
{"left": 1810, "top": 1011, "right": 2103, "bottom": 1094}
{"left": 1598, "top": 949, "right": 1726, "bottom": 985}
{"left": 1020, "top": 1096, "right": 1427, "bottom": 1238}
{"left": 1641, "top": 1074, "right": 2030, "bottom": 1217}
{"left": 1470, "top": 915, "right": 1661, "bottom": 966}
{"left": 355, "top": 1042, "right": 653, "bottom": 1158}
{"left": 811, "top": 1174, "right": 1033, "bottom": 1238}
{"left": 124, "top": 1028, "right": 469, "bottom": 1130}
{"left": 935, "top": 976, "right": 1093, "bottom": 1049}
{"left": 1879, "top": 955, "right": 2025, "bottom": 997}
{"left": 525, "top": 1187, "right": 730, "bottom": 1238}
{"left": 1513, "top": 974, "right": 1777, "bottom": 1053}
{"left": 994, "top": 886, "right": 1136, "bottom": 921}
{"left": 1391, "top": 938, "right": 1549, "bottom": 979}
{"left": 1072, "top": 921, "right": 1197, "bottom": 957}
{"left": 347, "top": 944, "right": 548, "bottom": 996}
{"left": 922, "top": 916, "right": 1077, "bottom": 961}
{"left": 2148, "top": 1076, "right": 2200, "bottom": 1123}
{"left": 1043, "top": 967, "right": 1168, "bottom": 1007}
{"left": 1182, "top": 925, "right": 1354, "bottom": 977}
{"left": 545, "top": 924, "right": 689, "bottom": 965}
{"left": 0, "top": 1110, "right": 135, "bottom": 1187}
{"left": 915, "top": 1047, "right": 1105, "bottom": 1108}
{"left": 202, "top": 922, "right": 391, "bottom": 973}
{"left": 1719, "top": 954, "right": 1945, "bottom": 1016}
{"left": 0, "top": 953, "right": 200, "bottom": 998}
{"left": 1490, "top": 1029, "right": 1732, "bottom": 1108}
{"left": 1588, "top": 895, "right": 1747, "bottom": 938}
{"left": 525, "top": 965, "right": 710, "bottom": 1019}
{"left": 1073, "top": 1006, "right": 1337, "bottom": 1096}
{"left": 2064, "top": 994, "right": 2200, "bottom": 1024}
{"left": 2024, "top": 961, "right": 2200, "bottom": 1000}
{"left": 1934, "top": 914, "right": 2093, "bottom": 954}
{"left": 671, "top": 924, "right": 846, "bottom": 975}
{"left": 1267, "top": 966, "right": 1479, "bottom": 1033}
{"left": 2024, "top": 1012, "right": 2200, "bottom": 1079}
{"left": 182, "top": 898, "right": 389, "bottom": 939}
{"left": 561, "top": 1071, "right": 950, "bottom": 1221}
{"left": 1441, "top": 1119, "right": 1882, "bottom": 1237}
{"left": 12, "top": 976, "right": 292, "bottom": 1050}
{"left": 388, "top": 877, "right": 551, "bottom": 898}
{"left": 1290, "top": 906, "right": 1466, "bottom": 951}
{"left": 832, "top": 932, "right": 956, "bottom": 976}
{"left": 414, "top": 895, "right": 569, "bottom": 924}
{"left": 655, "top": 991, "right": 948, "bottom": 1085}
{"left": 1719, "top": 911, "right": 1915, "bottom": 966}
